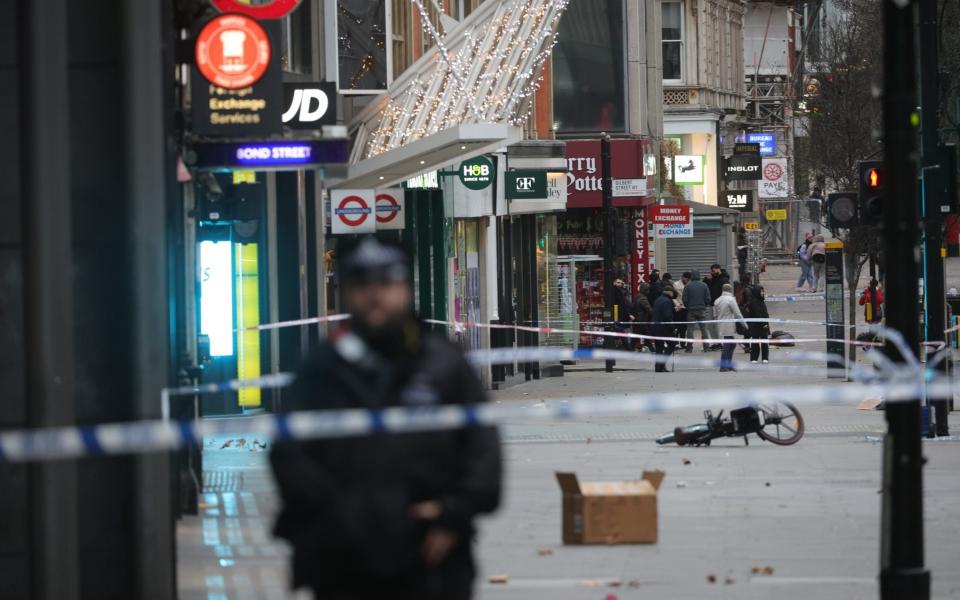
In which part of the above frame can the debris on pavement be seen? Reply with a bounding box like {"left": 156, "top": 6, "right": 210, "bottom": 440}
{"left": 537, "top": 548, "right": 553, "bottom": 556}
{"left": 676, "top": 481, "right": 687, "bottom": 488}
{"left": 706, "top": 574, "right": 717, "bottom": 584}
{"left": 682, "top": 458, "right": 692, "bottom": 465}
{"left": 752, "top": 565, "right": 775, "bottom": 575}
{"left": 488, "top": 574, "right": 509, "bottom": 584}
{"left": 724, "top": 576, "right": 735, "bottom": 585}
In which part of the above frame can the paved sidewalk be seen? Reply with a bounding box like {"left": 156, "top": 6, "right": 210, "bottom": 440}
{"left": 176, "top": 260, "right": 960, "bottom": 599}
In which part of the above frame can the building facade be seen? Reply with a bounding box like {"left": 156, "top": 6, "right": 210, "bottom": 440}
{"left": 662, "top": 0, "right": 747, "bottom": 207}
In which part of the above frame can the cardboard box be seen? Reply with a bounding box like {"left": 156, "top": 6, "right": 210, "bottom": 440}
{"left": 555, "top": 470, "right": 665, "bottom": 544}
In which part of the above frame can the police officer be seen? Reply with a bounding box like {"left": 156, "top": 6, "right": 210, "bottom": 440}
{"left": 270, "top": 237, "right": 502, "bottom": 600}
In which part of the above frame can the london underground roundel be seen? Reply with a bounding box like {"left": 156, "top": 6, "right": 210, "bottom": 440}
{"left": 196, "top": 15, "right": 271, "bottom": 89}
{"left": 211, "top": 0, "right": 303, "bottom": 19}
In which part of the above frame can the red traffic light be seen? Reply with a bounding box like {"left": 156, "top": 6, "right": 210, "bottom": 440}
{"left": 865, "top": 167, "right": 881, "bottom": 189}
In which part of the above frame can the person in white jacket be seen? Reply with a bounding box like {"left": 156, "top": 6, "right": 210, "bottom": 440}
{"left": 713, "top": 284, "right": 746, "bottom": 372}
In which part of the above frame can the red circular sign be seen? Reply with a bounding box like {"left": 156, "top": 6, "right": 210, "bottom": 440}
{"left": 375, "top": 194, "right": 400, "bottom": 223}
{"left": 336, "top": 195, "right": 370, "bottom": 227}
{"left": 763, "top": 162, "right": 784, "bottom": 181}
{"left": 195, "top": 15, "right": 271, "bottom": 89}
{"left": 211, "top": 0, "right": 303, "bottom": 19}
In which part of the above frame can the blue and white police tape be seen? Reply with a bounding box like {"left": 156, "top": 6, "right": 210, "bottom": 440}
{"left": 466, "top": 347, "right": 868, "bottom": 380}
{"left": 528, "top": 317, "right": 835, "bottom": 327}
{"left": 159, "top": 346, "right": 868, "bottom": 420}
{"left": 3, "top": 377, "right": 956, "bottom": 463}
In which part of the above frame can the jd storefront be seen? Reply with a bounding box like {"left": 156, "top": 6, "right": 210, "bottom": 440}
{"left": 557, "top": 139, "right": 657, "bottom": 347}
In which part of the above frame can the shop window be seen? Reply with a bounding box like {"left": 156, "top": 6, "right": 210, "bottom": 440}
{"left": 282, "top": 0, "right": 314, "bottom": 74}
{"left": 552, "top": 0, "right": 625, "bottom": 134}
{"left": 338, "top": 0, "right": 390, "bottom": 92}
{"left": 391, "top": 0, "right": 412, "bottom": 75}
{"left": 662, "top": 1, "right": 684, "bottom": 83}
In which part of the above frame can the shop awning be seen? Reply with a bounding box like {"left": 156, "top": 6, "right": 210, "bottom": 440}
{"left": 336, "top": 0, "right": 567, "bottom": 188}
{"left": 333, "top": 123, "right": 521, "bottom": 189}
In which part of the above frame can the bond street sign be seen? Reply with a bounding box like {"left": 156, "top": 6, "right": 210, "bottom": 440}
{"left": 458, "top": 156, "right": 494, "bottom": 190}
{"left": 505, "top": 170, "right": 547, "bottom": 199}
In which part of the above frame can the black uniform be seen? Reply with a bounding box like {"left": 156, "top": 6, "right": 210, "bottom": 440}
{"left": 270, "top": 325, "right": 502, "bottom": 600}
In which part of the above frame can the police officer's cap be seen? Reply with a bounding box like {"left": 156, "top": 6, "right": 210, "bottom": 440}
{"left": 339, "top": 236, "right": 411, "bottom": 284}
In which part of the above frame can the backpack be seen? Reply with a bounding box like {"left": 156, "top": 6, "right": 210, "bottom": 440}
{"left": 811, "top": 252, "right": 825, "bottom": 264}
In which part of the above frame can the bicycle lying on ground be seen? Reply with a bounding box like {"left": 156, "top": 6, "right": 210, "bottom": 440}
{"left": 656, "top": 402, "right": 805, "bottom": 446}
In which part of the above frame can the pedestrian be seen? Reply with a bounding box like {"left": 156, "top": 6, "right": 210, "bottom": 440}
{"left": 713, "top": 283, "right": 746, "bottom": 372}
{"left": 744, "top": 283, "right": 771, "bottom": 363}
{"left": 795, "top": 233, "right": 815, "bottom": 291}
{"left": 736, "top": 228, "right": 748, "bottom": 276}
{"left": 647, "top": 270, "right": 663, "bottom": 305}
{"left": 633, "top": 282, "right": 655, "bottom": 352}
{"left": 612, "top": 277, "right": 632, "bottom": 350}
{"left": 674, "top": 272, "right": 691, "bottom": 349}
{"left": 681, "top": 269, "right": 712, "bottom": 352}
{"left": 270, "top": 236, "right": 502, "bottom": 600}
{"left": 653, "top": 287, "right": 678, "bottom": 372}
{"left": 809, "top": 234, "right": 826, "bottom": 292}
{"left": 703, "top": 264, "right": 730, "bottom": 348}
{"left": 735, "top": 273, "right": 753, "bottom": 354}
{"left": 859, "top": 278, "right": 884, "bottom": 324}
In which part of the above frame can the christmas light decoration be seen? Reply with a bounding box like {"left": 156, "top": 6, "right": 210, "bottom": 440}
{"left": 350, "top": 0, "right": 569, "bottom": 163}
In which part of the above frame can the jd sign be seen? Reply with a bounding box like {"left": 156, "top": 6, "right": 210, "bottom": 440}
{"left": 459, "top": 156, "right": 494, "bottom": 190}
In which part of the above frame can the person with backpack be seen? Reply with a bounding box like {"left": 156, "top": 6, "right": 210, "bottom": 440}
{"left": 859, "top": 278, "right": 884, "bottom": 324}
{"left": 809, "top": 234, "right": 827, "bottom": 292}
{"left": 795, "top": 233, "right": 815, "bottom": 291}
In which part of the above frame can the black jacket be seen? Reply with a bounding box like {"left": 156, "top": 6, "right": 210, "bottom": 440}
{"left": 633, "top": 288, "right": 653, "bottom": 324}
{"left": 613, "top": 285, "right": 631, "bottom": 324}
{"left": 270, "top": 325, "right": 502, "bottom": 598}
{"left": 652, "top": 294, "right": 676, "bottom": 335}
{"left": 704, "top": 270, "right": 731, "bottom": 306}
{"left": 743, "top": 286, "right": 770, "bottom": 336}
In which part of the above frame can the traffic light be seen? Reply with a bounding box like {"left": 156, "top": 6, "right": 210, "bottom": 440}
{"left": 826, "top": 192, "right": 859, "bottom": 230}
{"left": 858, "top": 160, "right": 884, "bottom": 225}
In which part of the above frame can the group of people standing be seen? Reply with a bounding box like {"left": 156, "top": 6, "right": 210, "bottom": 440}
{"left": 616, "top": 265, "right": 771, "bottom": 373}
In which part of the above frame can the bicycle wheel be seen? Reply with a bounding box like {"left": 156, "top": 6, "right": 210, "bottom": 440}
{"left": 755, "top": 401, "right": 805, "bottom": 445}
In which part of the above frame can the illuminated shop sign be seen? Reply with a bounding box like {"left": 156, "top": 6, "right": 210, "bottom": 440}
{"left": 236, "top": 143, "right": 313, "bottom": 165}
{"left": 745, "top": 133, "right": 776, "bottom": 156}
{"left": 199, "top": 241, "right": 234, "bottom": 357}
{"left": 188, "top": 139, "right": 350, "bottom": 170}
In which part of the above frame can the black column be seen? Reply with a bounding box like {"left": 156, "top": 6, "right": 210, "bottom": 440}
{"left": 918, "top": 0, "right": 949, "bottom": 435}
{"left": 879, "top": 0, "right": 930, "bottom": 596}
{"left": 18, "top": 1, "right": 80, "bottom": 598}
{"left": 601, "top": 135, "right": 615, "bottom": 372}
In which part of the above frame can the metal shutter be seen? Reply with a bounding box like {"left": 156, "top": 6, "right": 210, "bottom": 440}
{"left": 666, "top": 230, "right": 721, "bottom": 275}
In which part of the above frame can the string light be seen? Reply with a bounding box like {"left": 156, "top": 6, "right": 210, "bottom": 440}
{"left": 357, "top": 0, "right": 569, "bottom": 160}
